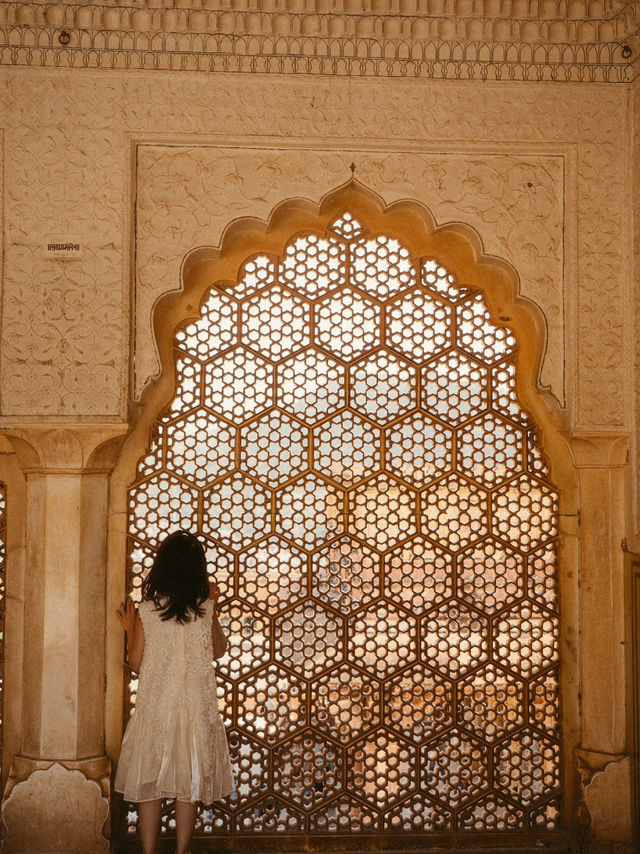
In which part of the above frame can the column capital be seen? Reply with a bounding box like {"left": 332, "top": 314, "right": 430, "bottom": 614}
{"left": 1, "top": 424, "right": 128, "bottom": 474}
{"left": 561, "top": 431, "right": 629, "bottom": 469}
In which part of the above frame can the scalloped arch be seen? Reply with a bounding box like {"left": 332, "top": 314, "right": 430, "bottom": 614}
{"left": 109, "top": 180, "right": 581, "bottom": 841}
{"left": 140, "top": 182, "right": 553, "bottom": 468}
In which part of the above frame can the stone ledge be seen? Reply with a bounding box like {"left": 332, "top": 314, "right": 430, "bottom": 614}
{"left": 0, "top": 33, "right": 636, "bottom": 80}
{"left": 1, "top": 0, "right": 639, "bottom": 80}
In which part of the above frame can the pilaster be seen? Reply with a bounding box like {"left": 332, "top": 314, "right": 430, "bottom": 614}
{"left": 0, "top": 425, "right": 126, "bottom": 853}
{"left": 565, "top": 432, "right": 631, "bottom": 846}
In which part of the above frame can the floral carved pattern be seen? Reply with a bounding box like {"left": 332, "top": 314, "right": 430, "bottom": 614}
{"left": 0, "top": 70, "right": 629, "bottom": 432}
{"left": 136, "top": 147, "right": 565, "bottom": 404}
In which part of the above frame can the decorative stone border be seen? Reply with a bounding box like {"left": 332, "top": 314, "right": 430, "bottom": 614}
{"left": 1, "top": 0, "right": 639, "bottom": 81}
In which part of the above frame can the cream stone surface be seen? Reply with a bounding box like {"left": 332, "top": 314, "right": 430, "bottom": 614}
{"left": 1, "top": 0, "right": 638, "bottom": 82}
{"left": 581, "top": 755, "right": 633, "bottom": 844}
{"left": 2, "top": 762, "right": 109, "bottom": 852}
{"left": 0, "top": 71, "right": 631, "bottom": 431}
{"left": 567, "top": 434, "right": 629, "bottom": 754}
{"left": 0, "top": 1, "right": 638, "bottom": 851}
{"left": 136, "top": 145, "right": 566, "bottom": 403}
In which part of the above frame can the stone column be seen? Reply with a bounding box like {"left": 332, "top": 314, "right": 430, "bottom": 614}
{"left": 566, "top": 432, "right": 632, "bottom": 846}
{"left": 1, "top": 426, "right": 126, "bottom": 853}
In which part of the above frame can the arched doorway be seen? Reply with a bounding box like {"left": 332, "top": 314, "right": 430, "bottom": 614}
{"left": 118, "top": 190, "right": 564, "bottom": 847}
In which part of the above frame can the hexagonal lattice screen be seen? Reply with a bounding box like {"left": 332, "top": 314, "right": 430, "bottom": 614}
{"left": 125, "top": 212, "right": 561, "bottom": 840}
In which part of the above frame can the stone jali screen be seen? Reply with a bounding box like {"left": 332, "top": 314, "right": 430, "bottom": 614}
{"left": 125, "top": 212, "right": 561, "bottom": 838}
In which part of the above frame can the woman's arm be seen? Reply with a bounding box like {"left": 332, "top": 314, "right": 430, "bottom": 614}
{"left": 116, "top": 599, "right": 145, "bottom": 673}
{"left": 209, "top": 581, "right": 228, "bottom": 660}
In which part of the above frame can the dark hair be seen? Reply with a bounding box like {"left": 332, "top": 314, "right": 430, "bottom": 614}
{"left": 142, "top": 530, "right": 209, "bottom": 624}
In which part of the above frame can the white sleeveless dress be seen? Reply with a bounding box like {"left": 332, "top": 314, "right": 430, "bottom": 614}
{"left": 114, "top": 598, "right": 235, "bottom": 804}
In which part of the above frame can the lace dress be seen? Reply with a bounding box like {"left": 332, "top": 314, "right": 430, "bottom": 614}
{"left": 114, "top": 598, "right": 235, "bottom": 804}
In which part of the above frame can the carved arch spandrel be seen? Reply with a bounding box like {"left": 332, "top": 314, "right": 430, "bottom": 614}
{"left": 107, "top": 182, "right": 581, "bottom": 831}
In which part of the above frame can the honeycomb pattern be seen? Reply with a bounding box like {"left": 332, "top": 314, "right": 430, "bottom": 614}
{"left": 238, "top": 536, "right": 307, "bottom": 613}
{"left": 528, "top": 544, "right": 558, "bottom": 610}
{"left": 127, "top": 539, "right": 156, "bottom": 604}
{"left": 314, "top": 411, "right": 380, "bottom": 486}
{"left": 422, "top": 602, "right": 489, "bottom": 679}
{"left": 347, "top": 732, "right": 416, "bottom": 808}
{"left": 385, "top": 538, "right": 452, "bottom": 613}
{"left": 163, "top": 354, "right": 201, "bottom": 419}
{"left": 311, "top": 664, "right": 381, "bottom": 742}
{"left": 457, "top": 540, "right": 524, "bottom": 613}
{"left": 457, "top": 294, "right": 517, "bottom": 364}
{"left": 458, "top": 665, "right": 525, "bottom": 741}
{"left": 129, "top": 473, "right": 199, "bottom": 547}
{"left": 527, "top": 426, "right": 550, "bottom": 478}
{"left": 530, "top": 670, "right": 560, "bottom": 738}
{"left": 281, "top": 233, "right": 347, "bottom": 299}
{"left": 277, "top": 349, "right": 345, "bottom": 423}
{"left": 126, "top": 213, "right": 561, "bottom": 841}
{"left": 241, "top": 410, "right": 309, "bottom": 487}
{"left": 242, "top": 286, "right": 311, "bottom": 361}
{"left": 275, "top": 601, "right": 343, "bottom": 680}
{"left": 422, "top": 730, "right": 489, "bottom": 807}
{"left": 351, "top": 235, "right": 415, "bottom": 300}
{"left": 386, "top": 289, "right": 451, "bottom": 362}
{"left": 458, "top": 795, "right": 524, "bottom": 830}
{"left": 273, "top": 731, "right": 342, "bottom": 810}
{"left": 348, "top": 602, "right": 417, "bottom": 679}
{"left": 203, "top": 474, "right": 272, "bottom": 549}
{"left": 329, "top": 212, "right": 365, "bottom": 240}
{"left": 203, "top": 537, "right": 234, "bottom": 600}
{"left": 350, "top": 474, "right": 417, "bottom": 551}
{"left": 494, "top": 602, "right": 559, "bottom": 678}
{"left": 276, "top": 474, "right": 344, "bottom": 550}
{"left": 204, "top": 347, "right": 273, "bottom": 423}
{"left": 235, "top": 797, "right": 305, "bottom": 833}
{"left": 386, "top": 413, "right": 453, "bottom": 486}
{"left": 225, "top": 731, "right": 270, "bottom": 810}
{"left": 385, "top": 795, "right": 451, "bottom": 831}
{"left": 530, "top": 797, "right": 561, "bottom": 830}
{"left": 421, "top": 258, "right": 471, "bottom": 302}
{"left": 309, "top": 796, "right": 378, "bottom": 832}
{"left": 236, "top": 664, "right": 307, "bottom": 745}
{"left": 217, "top": 601, "right": 271, "bottom": 681}
{"left": 165, "top": 408, "right": 236, "bottom": 487}
{"left": 457, "top": 414, "right": 524, "bottom": 487}
{"left": 422, "top": 351, "right": 487, "bottom": 425}
{"left": 492, "top": 358, "right": 530, "bottom": 425}
{"left": 422, "top": 474, "right": 488, "bottom": 552}
{"left": 493, "top": 475, "right": 558, "bottom": 550}
{"left": 384, "top": 664, "right": 453, "bottom": 743}
{"left": 135, "top": 426, "right": 163, "bottom": 477}
{"left": 175, "top": 289, "right": 237, "bottom": 360}
{"left": 311, "top": 536, "right": 380, "bottom": 615}
{"left": 232, "top": 253, "right": 276, "bottom": 298}
{"left": 316, "top": 289, "right": 380, "bottom": 361}
{"left": 350, "top": 350, "right": 416, "bottom": 424}
{"left": 495, "top": 731, "right": 560, "bottom": 806}
{"left": 216, "top": 674, "right": 234, "bottom": 727}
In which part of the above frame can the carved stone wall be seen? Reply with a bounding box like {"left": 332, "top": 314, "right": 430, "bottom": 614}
{"left": 1, "top": 0, "right": 638, "bottom": 82}
{"left": 0, "top": 70, "right": 631, "bottom": 431}
{"left": 0, "top": 57, "right": 636, "bottom": 851}
{"left": 135, "top": 145, "right": 565, "bottom": 402}
{"left": 0, "top": 72, "right": 128, "bottom": 419}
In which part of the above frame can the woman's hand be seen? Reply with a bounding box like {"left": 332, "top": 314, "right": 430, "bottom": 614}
{"left": 209, "top": 580, "right": 220, "bottom": 607}
{"left": 116, "top": 598, "right": 137, "bottom": 635}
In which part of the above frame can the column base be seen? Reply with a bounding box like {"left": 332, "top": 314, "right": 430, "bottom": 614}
{"left": 577, "top": 749, "right": 632, "bottom": 845}
{"left": 1, "top": 755, "right": 111, "bottom": 852}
